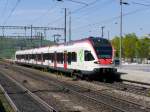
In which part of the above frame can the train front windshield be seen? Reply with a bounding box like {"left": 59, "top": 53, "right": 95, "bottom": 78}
{"left": 91, "top": 38, "right": 112, "bottom": 59}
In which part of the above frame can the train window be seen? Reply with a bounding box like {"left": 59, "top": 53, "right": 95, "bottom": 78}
{"left": 35, "top": 54, "right": 37, "bottom": 60}
{"left": 37, "top": 54, "right": 42, "bottom": 61}
{"left": 21, "top": 55, "right": 24, "bottom": 59}
{"left": 32, "top": 54, "right": 36, "bottom": 60}
{"left": 56, "top": 53, "right": 59, "bottom": 63}
{"left": 16, "top": 55, "right": 22, "bottom": 60}
{"left": 41, "top": 53, "right": 43, "bottom": 61}
{"left": 25, "top": 54, "right": 27, "bottom": 60}
{"left": 71, "top": 52, "right": 77, "bottom": 62}
{"left": 30, "top": 54, "right": 32, "bottom": 59}
{"left": 58, "top": 53, "right": 63, "bottom": 64}
{"left": 56, "top": 53, "right": 63, "bottom": 64}
{"left": 28, "top": 54, "right": 31, "bottom": 60}
{"left": 49, "top": 53, "right": 53, "bottom": 61}
{"left": 43, "top": 53, "right": 49, "bottom": 60}
{"left": 92, "top": 38, "right": 112, "bottom": 59}
{"left": 31, "top": 54, "right": 33, "bottom": 60}
{"left": 19, "top": 55, "right": 21, "bottom": 59}
{"left": 16, "top": 55, "right": 19, "bottom": 59}
{"left": 84, "top": 50, "right": 94, "bottom": 61}
{"left": 24, "top": 55, "right": 26, "bottom": 59}
{"left": 57, "top": 53, "right": 60, "bottom": 63}
{"left": 51, "top": 53, "right": 54, "bottom": 63}
{"left": 43, "top": 54, "right": 46, "bottom": 60}
{"left": 27, "top": 54, "right": 29, "bottom": 60}
{"left": 49, "top": 53, "right": 51, "bottom": 60}
{"left": 26, "top": 54, "right": 29, "bottom": 60}
{"left": 68, "top": 52, "right": 71, "bottom": 65}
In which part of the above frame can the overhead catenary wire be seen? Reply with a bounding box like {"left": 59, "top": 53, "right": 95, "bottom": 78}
{"left": 0, "top": 0, "right": 8, "bottom": 23}
{"left": 71, "top": 0, "right": 150, "bottom": 32}
{"left": 3, "top": 0, "right": 21, "bottom": 25}
{"left": 65, "top": 0, "right": 89, "bottom": 6}
{"left": 132, "top": 1, "right": 150, "bottom": 6}
{"left": 72, "top": 0, "right": 114, "bottom": 23}
{"left": 46, "top": 0, "right": 99, "bottom": 26}
{"left": 137, "top": 0, "right": 150, "bottom": 4}
{"left": 71, "top": 0, "right": 100, "bottom": 14}
{"left": 72, "top": 6, "right": 150, "bottom": 32}
{"left": 31, "top": 2, "right": 59, "bottom": 25}
{"left": 47, "top": 0, "right": 150, "bottom": 26}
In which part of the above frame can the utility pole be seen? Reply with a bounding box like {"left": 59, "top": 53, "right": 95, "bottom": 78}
{"left": 40, "top": 32, "right": 43, "bottom": 47}
{"left": 44, "top": 29, "right": 46, "bottom": 40}
{"left": 64, "top": 8, "right": 67, "bottom": 43}
{"left": 120, "top": 0, "right": 123, "bottom": 66}
{"left": 119, "top": 0, "right": 129, "bottom": 66}
{"left": 56, "top": 0, "right": 88, "bottom": 43}
{"left": 108, "top": 30, "right": 110, "bottom": 40}
{"left": 2, "top": 26, "right": 4, "bottom": 38}
{"left": 24, "top": 26, "right": 27, "bottom": 49}
{"left": 24, "top": 26, "right": 27, "bottom": 37}
{"left": 69, "top": 11, "right": 71, "bottom": 42}
{"left": 54, "top": 34, "right": 56, "bottom": 43}
{"left": 31, "top": 25, "right": 33, "bottom": 42}
{"left": 30, "top": 25, "right": 33, "bottom": 48}
{"left": 101, "top": 26, "right": 105, "bottom": 38}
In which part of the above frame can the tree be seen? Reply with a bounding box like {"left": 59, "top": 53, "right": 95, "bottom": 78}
{"left": 112, "top": 33, "right": 150, "bottom": 63}
{"left": 123, "top": 33, "right": 138, "bottom": 62}
{"left": 137, "top": 37, "right": 150, "bottom": 59}
{"left": 111, "top": 36, "right": 120, "bottom": 58}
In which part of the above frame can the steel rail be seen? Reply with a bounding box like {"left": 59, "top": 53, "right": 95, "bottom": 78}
{"left": 11, "top": 66, "right": 150, "bottom": 112}
{"left": 0, "top": 84, "right": 19, "bottom": 112}
{"left": 1, "top": 71, "right": 57, "bottom": 112}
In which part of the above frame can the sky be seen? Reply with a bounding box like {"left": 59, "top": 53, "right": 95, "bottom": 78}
{"left": 0, "top": 0, "right": 150, "bottom": 41}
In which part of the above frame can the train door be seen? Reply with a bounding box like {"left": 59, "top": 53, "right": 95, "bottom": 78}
{"left": 64, "top": 51, "right": 67, "bottom": 70}
{"left": 28, "top": 54, "right": 29, "bottom": 64}
{"left": 41, "top": 53, "right": 43, "bottom": 65}
{"left": 54, "top": 51, "right": 57, "bottom": 68}
{"left": 77, "top": 49, "right": 84, "bottom": 70}
{"left": 84, "top": 50, "right": 95, "bottom": 70}
{"left": 36, "top": 53, "right": 38, "bottom": 64}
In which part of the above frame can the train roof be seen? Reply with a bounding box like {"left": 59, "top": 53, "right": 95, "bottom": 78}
{"left": 16, "top": 37, "right": 109, "bottom": 53}
{"left": 50, "top": 37, "right": 109, "bottom": 47}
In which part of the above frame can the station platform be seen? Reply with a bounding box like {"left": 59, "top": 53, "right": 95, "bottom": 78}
{"left": 118, "top": 68, "right": 150, "bottom": 85}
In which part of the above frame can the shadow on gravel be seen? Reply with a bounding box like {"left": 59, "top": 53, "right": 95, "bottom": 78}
{"left": 92, "top": 72, "right": 123, "bottom": 83}
{"left": 0, "top": 100, "right": 6, "bottom": 112}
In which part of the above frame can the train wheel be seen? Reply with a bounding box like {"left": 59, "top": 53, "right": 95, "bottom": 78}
{"left": 72, "top": 75, "right": 78, "bottom": 81}
{"left": 72, "top": 71, "right": 80, "bottom": 81}
{"left": 84, "top": 76, "right": 90, "bottom": 81}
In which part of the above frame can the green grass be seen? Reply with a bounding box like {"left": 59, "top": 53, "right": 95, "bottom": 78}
{"left": 0, "top": 38, "right": 54, "bottom": 59}
{"left": 0, "top": 90, "right": 15, "bottom": 112}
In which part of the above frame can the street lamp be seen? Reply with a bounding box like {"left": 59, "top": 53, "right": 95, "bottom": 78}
{"left": 119, "top": 0, "right": 129, "bottom": 66}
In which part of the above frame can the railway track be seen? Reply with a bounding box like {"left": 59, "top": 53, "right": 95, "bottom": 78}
{"left": 7, "top": 64, "right": 150, "bottom": 112}
{"left": 0, "top": 71, "right": 57, "bottom": 112}
{"left": 93, "top": 80, "right": 150, "bottom": 97}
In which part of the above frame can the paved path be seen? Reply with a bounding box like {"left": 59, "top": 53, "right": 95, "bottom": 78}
{"left": 121, "top": 64, "right": 150, "bottom": 72}
{"left": 118, "top": 68, "right": 150, "bottom": 84}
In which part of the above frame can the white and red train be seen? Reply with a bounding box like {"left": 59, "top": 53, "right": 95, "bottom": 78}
{"left": 15, "top": 37, "right": 117, "bottom": 79}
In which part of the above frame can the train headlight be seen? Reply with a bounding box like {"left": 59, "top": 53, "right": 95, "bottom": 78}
{"left": 94, "top": 61, "right": 100, "bottom": 64}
